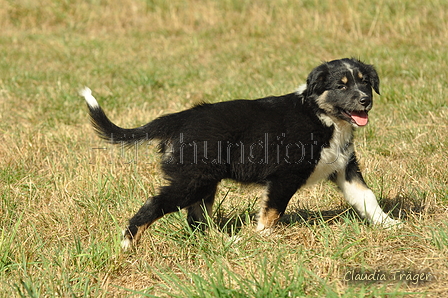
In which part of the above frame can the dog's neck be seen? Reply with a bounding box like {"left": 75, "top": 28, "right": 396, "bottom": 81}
{"left": 319, "top": 113, "right": 354, "bottom": 148}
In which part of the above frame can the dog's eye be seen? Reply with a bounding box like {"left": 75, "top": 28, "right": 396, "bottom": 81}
{"left": 337, "top": 85, "right": 347, "bottom": 90}
{"left": 361, "top": 79, "right": 369, "bottom": 85}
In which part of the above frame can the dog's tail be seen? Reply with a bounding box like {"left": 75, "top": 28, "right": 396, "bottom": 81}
{"left": 80, "top": 87, "right": 166, "bottom": 145}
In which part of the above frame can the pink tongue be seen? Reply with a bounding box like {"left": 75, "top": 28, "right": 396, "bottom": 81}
{"left": 350, "top": 111, "right": 369, "bottom": 126}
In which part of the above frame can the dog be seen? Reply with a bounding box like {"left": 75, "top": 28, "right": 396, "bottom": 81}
{"left": 81, "top": 58, "right": 399, "bottom": 250}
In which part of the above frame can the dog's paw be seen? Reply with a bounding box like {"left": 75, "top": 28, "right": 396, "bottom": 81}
{"left": 121, "top": 230, "right": 134, "bottom": 252}
{"left": 121, "top": 238, "right": 133, "bottom": 251}
{"left": 255, "top": 226, "right": 275, "bottom": 237}
{"left": 379, "top": 217, "right": 402, "bottom": 230}
{"left": 260, "top": 228, "right": 275, "bottom": 237}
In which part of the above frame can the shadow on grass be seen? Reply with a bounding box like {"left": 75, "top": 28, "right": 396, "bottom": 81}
{"left": 380, "top": 194, "right": 432, "bottom": 219}
{"left": 215, "top": 194, "right": 431, "bottom": 235}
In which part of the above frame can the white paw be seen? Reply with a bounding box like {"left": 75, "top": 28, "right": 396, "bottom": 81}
{"left": 121, "top": 230, "right": 133, "bottom": 251}
{"left": 376, "top": 217, "right": 402, "bottom": 229}
{"left": 121, "top": 238, "right": 133, "bottom": 251}
{"left": 256, "top": 227, "right": 274, "bottom": 237}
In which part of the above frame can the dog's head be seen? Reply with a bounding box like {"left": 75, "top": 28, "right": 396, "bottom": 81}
{"left": 303, "top": 58, "right": 380, "bottom": 127}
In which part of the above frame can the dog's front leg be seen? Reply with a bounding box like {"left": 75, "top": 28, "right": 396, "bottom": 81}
{"left": 335, "top": 158, "right": 400, "bottom": 227}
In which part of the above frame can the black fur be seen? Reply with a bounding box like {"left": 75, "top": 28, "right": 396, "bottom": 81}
{"left": 85, "top": 58, "right": 385, "bottom": 248}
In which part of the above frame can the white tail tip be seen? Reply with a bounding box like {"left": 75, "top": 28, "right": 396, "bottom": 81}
{"left": 79, "top": 87, "right": 99, "bottom": 108}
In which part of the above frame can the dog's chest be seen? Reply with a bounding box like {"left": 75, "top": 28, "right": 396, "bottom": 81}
{"left": 305, "top": 118, "right": 354, "bottom": 186}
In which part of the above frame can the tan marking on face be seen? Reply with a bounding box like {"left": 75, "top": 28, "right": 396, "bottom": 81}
{"left": 358, "top": 72, "right": 363, "bottom": 79}
{"left": 315, "top": 90, "right": 328, "bottom": 105}
{"left": 341, "top": 76, "right": 348, "bottom": 84}
{"left": 315, "top": 90, "right": 337, "bottom": 117}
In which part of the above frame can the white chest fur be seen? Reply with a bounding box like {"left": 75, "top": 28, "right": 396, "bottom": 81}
{"left": 305, "top": 115, "right": 354, "bottom": 186}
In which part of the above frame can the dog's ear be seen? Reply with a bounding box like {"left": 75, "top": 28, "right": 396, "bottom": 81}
{"left": 365, "top": 64, "right": 380, "bottom": 95}
{"left": 306, "top": 64, "right": 329, "bottom": 96}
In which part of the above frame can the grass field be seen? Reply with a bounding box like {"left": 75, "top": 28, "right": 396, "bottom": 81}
{"left": 1, "top": 0, "right": 447, "bottom": 296}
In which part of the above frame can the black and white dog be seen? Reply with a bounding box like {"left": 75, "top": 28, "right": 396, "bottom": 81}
{"left": 81, "top": 58, "right": 399, "bottom": 250}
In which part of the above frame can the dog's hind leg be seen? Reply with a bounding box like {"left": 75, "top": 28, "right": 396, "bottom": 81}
{"left": 121, "top": 182, "right": 218, "bottom": 250}
{"left": 186, "top": 184, "right": 217, "bottom": 231}
{"left": 121, "top": 192, "right": 171, "bottom": 251}
{"left": 256, "top": 178, "right": 300, "bottom": 234}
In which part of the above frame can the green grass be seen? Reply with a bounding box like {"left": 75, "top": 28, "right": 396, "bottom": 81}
{"left": 1, "top": 0, "right": 447, "bottom": 296}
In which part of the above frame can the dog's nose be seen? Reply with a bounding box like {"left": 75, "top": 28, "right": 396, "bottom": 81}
{"left": 359, "top": 97, "right": 371, "bottom": 108}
